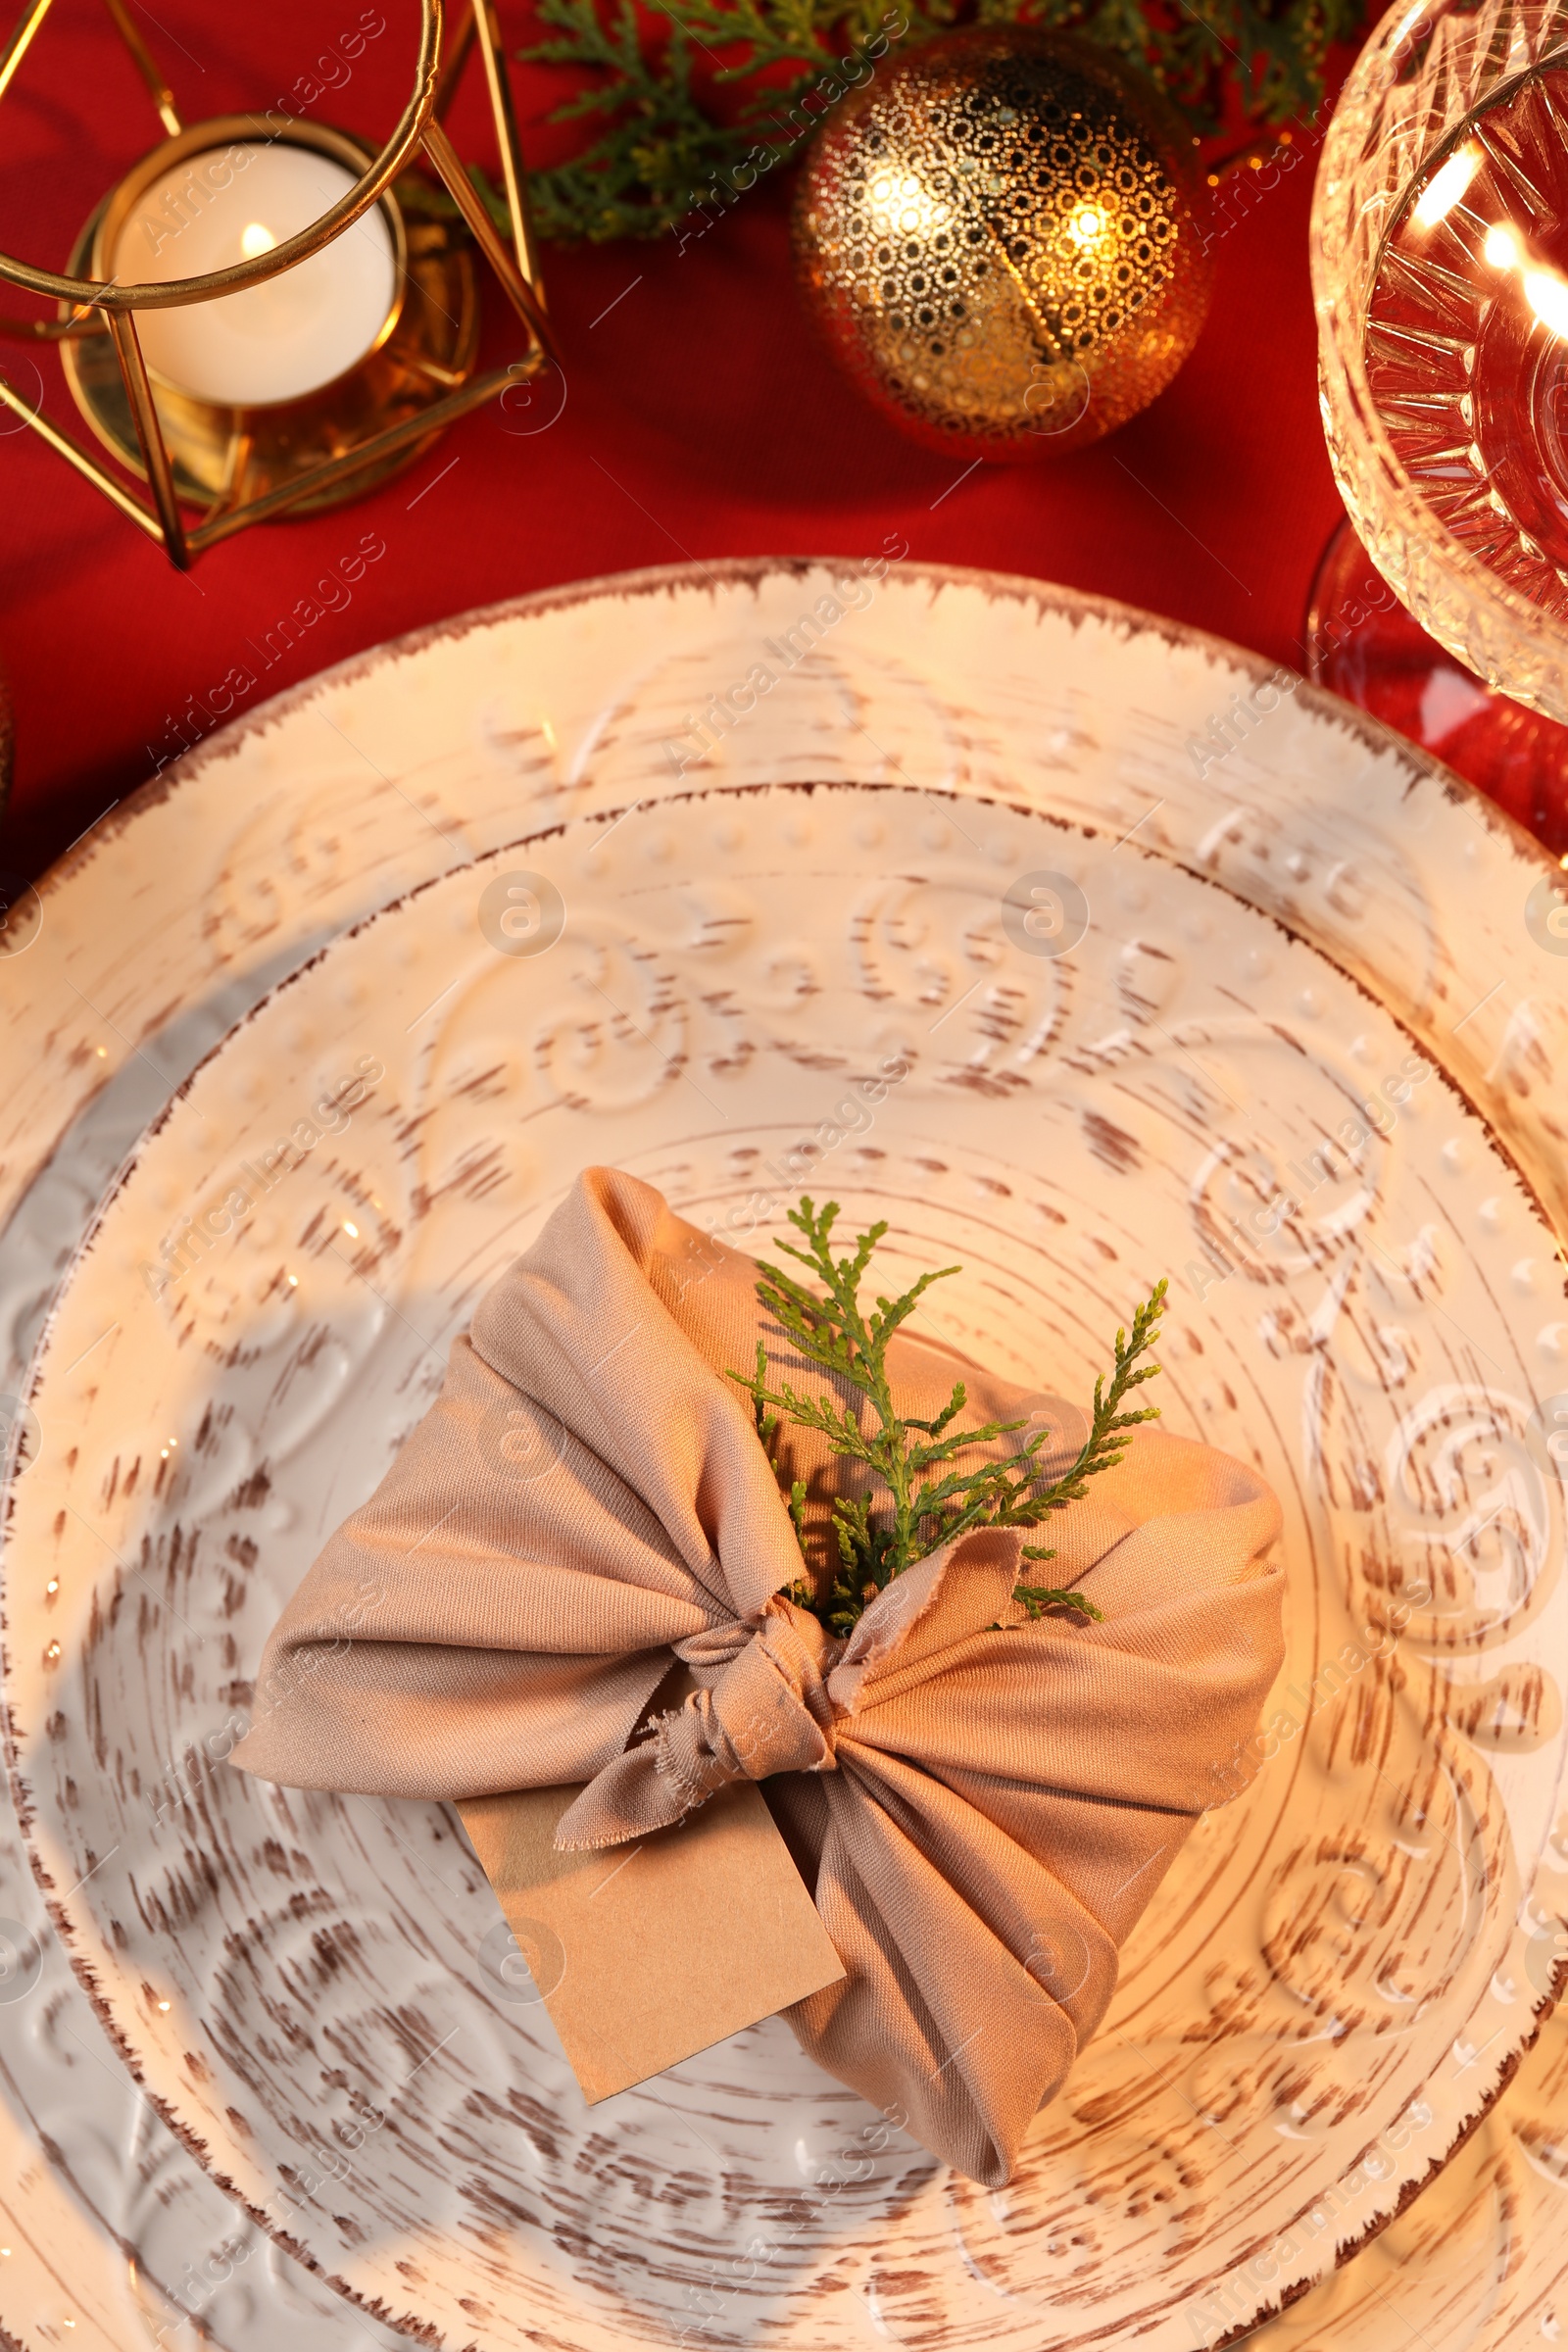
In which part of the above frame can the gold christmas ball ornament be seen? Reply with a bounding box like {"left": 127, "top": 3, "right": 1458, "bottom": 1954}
{"left": 793, "top": 28, "right": 1214, "bottom": 461}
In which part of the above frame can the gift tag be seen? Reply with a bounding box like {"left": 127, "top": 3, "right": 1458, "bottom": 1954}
{"left": 458, "top": 1781, "right": 845, "bottom": 2101}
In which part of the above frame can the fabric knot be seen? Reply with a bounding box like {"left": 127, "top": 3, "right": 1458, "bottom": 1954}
{"left": 554, "top": 1598, "right": 837, "bottom": 1849}
{"left": 669, "top": 1619, "right": 759, "bottom": 1672}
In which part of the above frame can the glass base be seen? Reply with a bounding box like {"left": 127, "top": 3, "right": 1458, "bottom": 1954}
{"left": 1305, "top": 515, "right": 1568, "bottom": 856}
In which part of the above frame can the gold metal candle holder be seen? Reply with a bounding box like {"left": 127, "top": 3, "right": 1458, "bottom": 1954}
{"left": 0, "top": 0, "right": 558, "bottom": 568}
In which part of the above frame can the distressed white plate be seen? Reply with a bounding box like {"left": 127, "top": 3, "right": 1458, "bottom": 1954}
{"left": 0, "top": 561, "right": 1566, "bottom": 2352}
{"left": 6, "top": 773, "right": 1567, "bottom": 2352}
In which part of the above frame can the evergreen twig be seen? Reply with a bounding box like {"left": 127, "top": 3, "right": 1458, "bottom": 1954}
{"left": 502, "top": 0, "right": 1365, "bottom": 245}
{"left": 729, "top": 1198, "right": 1165, "bottom": 1636}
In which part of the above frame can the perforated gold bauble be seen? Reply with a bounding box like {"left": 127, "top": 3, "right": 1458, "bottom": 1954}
{"left": 793, "top": 28, "right": 1213, "bottom": 461}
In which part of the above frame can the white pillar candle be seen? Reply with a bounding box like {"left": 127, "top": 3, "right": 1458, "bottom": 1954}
{"left": 112, "top": 141, "right": 398, "bottom": 407}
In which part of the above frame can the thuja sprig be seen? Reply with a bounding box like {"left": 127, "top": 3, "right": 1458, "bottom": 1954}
{"left": 504, "top": 0, "right": 1366, "bottom": 246}
{"left": 728, "top": 1198, "right": 1165, "bottom": 1636}
{"left": 1012, "top": 1280, "right": 1166, "bottom": 1619}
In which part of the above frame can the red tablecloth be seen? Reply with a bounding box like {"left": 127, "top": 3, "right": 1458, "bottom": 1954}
{"left": 0, "top": 5, "right": 1344, "bottom": 883}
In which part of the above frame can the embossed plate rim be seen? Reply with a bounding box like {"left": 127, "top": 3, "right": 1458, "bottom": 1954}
{"left": 2, "top": 560, "right": 1566, "bottom": 2352}
{"left": 7, "top": 774, "right": 1566, "bottom": 2352}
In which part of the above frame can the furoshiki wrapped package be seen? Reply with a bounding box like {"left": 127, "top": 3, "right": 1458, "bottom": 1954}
{"left": 233, "top": 1167, "right": 1285, "bottom": 2185}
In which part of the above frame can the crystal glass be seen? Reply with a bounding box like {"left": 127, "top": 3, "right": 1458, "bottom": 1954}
{"left": 1311, "top": 0, "right": 1568, "bottom": 724}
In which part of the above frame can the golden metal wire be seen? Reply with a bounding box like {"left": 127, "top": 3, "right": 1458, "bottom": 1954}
{"left": 473, "top": 0, "right": 540, "bottom": 302}
{"left": 0, "top": 0, "right": 556, "bottom": 567}
{"left": 99, "top": 0, "right": 181, "bottom": 136}
{"left": 0, "top": 2, "right": 443, "bottom": 311}
{"left": 0, "top": 0, "right": 54, "bottom": 109}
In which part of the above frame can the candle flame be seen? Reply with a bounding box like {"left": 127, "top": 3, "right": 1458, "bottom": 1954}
{"left": 240, "top": 220, "right": 276, "bottom": 260}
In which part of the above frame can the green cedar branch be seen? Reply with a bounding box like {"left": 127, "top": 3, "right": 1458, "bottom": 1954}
{"left": 496, "top": 0, "right": 1366, "bottom": 246}
{"left": 728, "top": 1197, "right": 1165, "bottom": 1636}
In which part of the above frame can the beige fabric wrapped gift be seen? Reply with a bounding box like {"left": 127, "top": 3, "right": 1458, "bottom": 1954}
{"left": 232, "top": 1166, "right": 1286, "bottom": 2183}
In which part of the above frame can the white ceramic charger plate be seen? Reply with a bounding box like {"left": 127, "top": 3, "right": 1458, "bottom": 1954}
{"left": 8, "top": 762, "right": 1568, "bottom": 2350}
{"left": 0, "top": 562, "right": 1566, "bottom": 2352}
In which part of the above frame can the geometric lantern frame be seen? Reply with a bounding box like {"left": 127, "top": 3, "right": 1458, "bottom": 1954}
{"left": 0, "top": 0, "right": 558, "bottom": 567}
